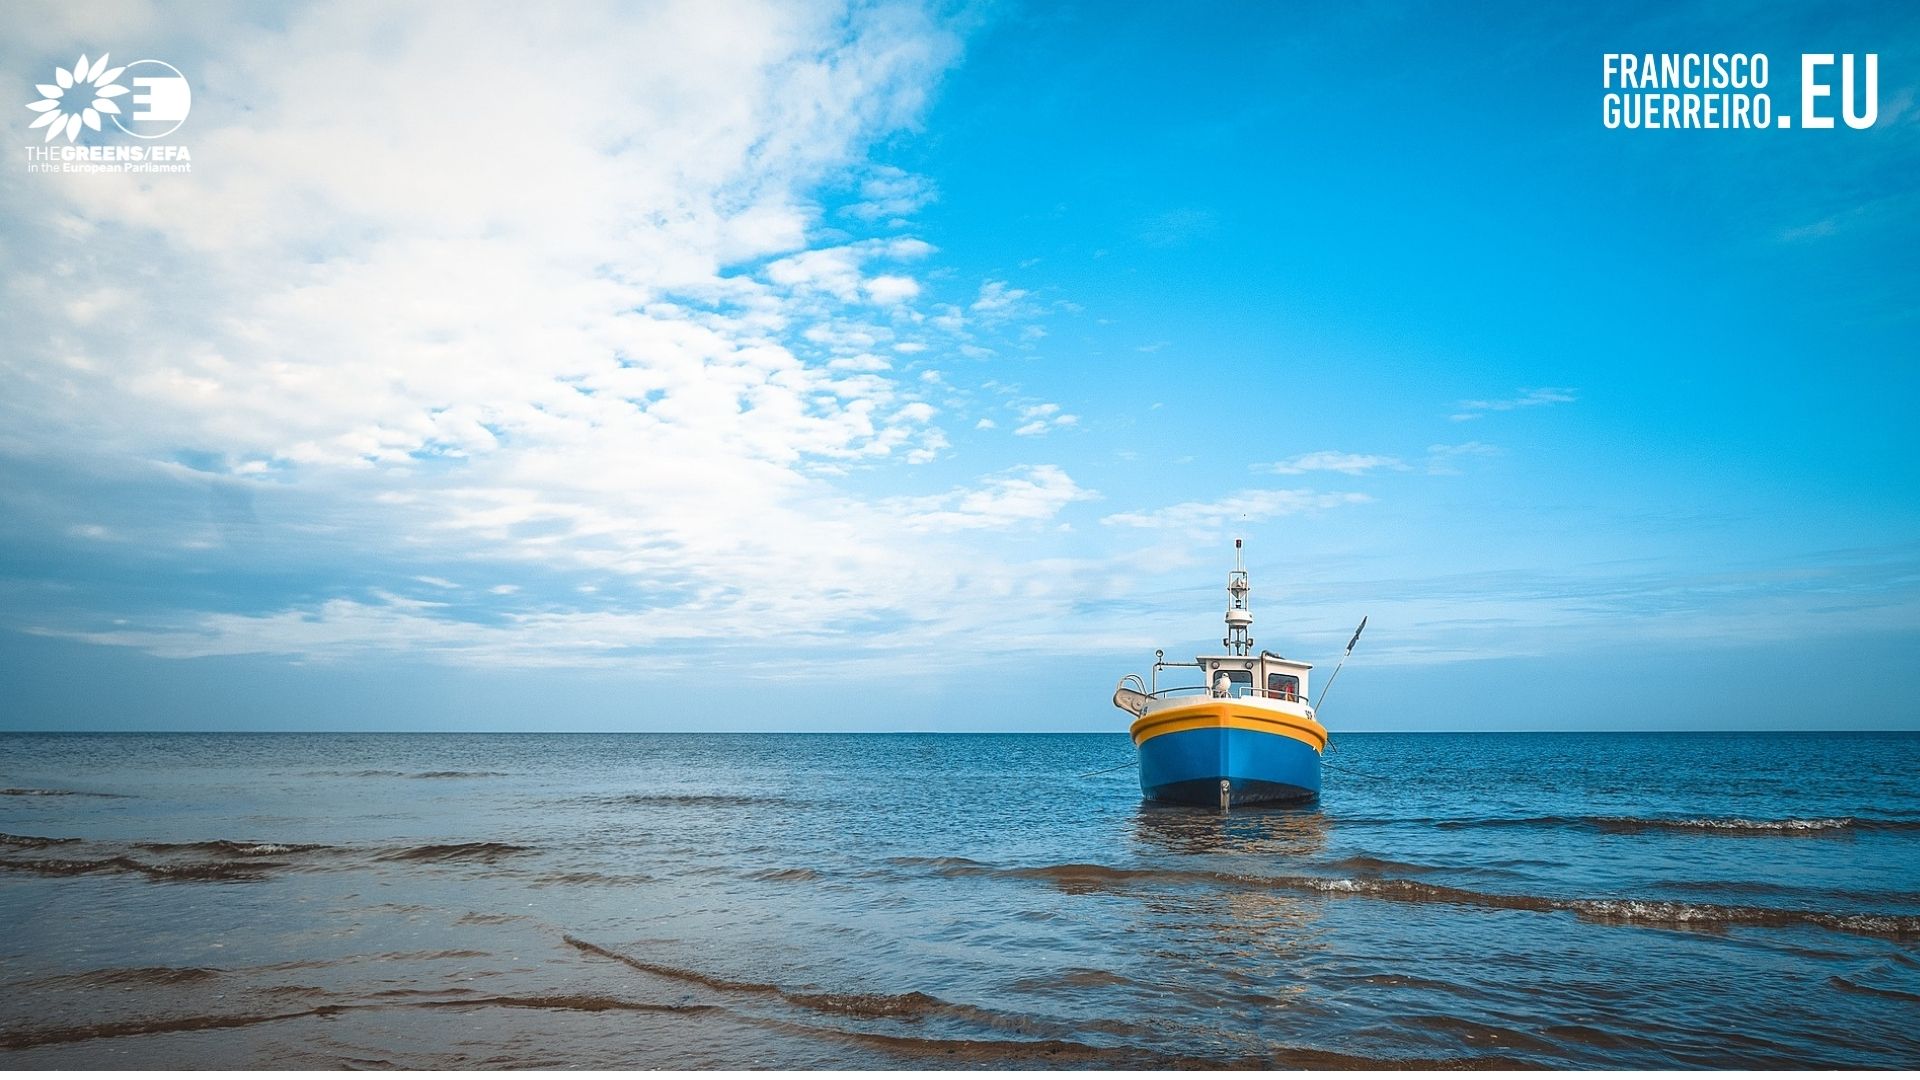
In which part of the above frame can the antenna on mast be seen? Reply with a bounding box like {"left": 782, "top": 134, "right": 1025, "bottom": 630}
{"left": 1223, "top": 537, "right": 1253, "bottom": 656}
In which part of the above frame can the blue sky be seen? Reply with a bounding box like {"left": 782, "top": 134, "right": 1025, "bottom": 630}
{"left": 1, "top": 0, "right": 1916, "bottom": 731}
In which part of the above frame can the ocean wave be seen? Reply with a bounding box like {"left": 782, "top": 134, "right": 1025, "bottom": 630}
{"left": 530, "top": 870, "right": 654, "bottom": 886}
{"left": 1587, "top": 815, "right": 1920, "bottom": 836}
{"left": 135, "top": 840, "right": 328, "bottom": 857}
{"left": 0, "top": 855, "right": 285, "bottom": 882}
{"left": 563, "top": 935, "right": 1055, "bottom": 1034}
{"left": 0, "top": 787, "right": 126, "bottom": 798}
{"left": 417, "top": 993, "right": 716, "bottom": 1014}
{"left": 885, "top": 855, "right": 990, "bottom": 871}
{"left": 753, "top": 867, "right": 822, "bottom": 882}
{"left": 1826, "top": 976, "right": 1920, "bottom": 1003}
{"left": 294, "top": 769, "right": 507, "bottom": 779}
{"left": 770, "top": 1017, "right": 1519, "bottom": 1070}
{"left": 0, "top": 832, "right": 79, "bottom": 848}
{"left": 0, "top": 1007, "right": 342, "bottom": 1051}
{"left": 1328, "top": 854, "right": 1446, "bottom": 875}
{"left": 913, "top": 860, "right": 1920, "bottom": 942}
{"left": 32, "top": 966, "right": 226, "bottom": 989}
{"left": 1422, "top": 813, "right": 1920, "bottom": 836}
{"left": 0, "top": 835, "right": 330, "bottom": 882}
{"left": 1273, "top": 874, "right": 1920, "bottom": 940}
{"left": 454, "top": 911, "right": 530, "bottom": 926}
{"left": 597, "top": 793, "right": 803, "bottom": 807}
{"left": 1648, "top": 878, "right": 1920, "bottom": 907}
{"left": 0, "top": 991, "right": 714, "bottom": 1052}
{"left": 377, "top": 842, "right": 533, "bottom": 863}
{"left": 1007, "top": 967, "right": 1134, "bottom": 991}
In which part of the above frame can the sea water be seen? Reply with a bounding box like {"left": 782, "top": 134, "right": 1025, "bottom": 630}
{"left": 1, "top": 730, "right": 1917, "bottom": 1068}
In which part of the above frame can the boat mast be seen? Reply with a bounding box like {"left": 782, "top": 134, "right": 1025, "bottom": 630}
{"left": 1223, "top": 538, "right": 1253, "bottom": 656}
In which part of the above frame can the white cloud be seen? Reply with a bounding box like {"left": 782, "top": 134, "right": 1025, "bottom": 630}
{"left": 1425, "top": 441, "right": 1501, "bottom": 475}
{"left": 898, "top": 465, "right": 1093, "bottom": 530}
{"left": 765, "top": 238, "right": 933, "bottom": 304}
{"left": 1263, "top": 451, "right": 1407, "bottom": 476}
{"left": 1011, "top": 401, "right": 1075, "bottom": 437}
{"left": 1, "top": 2, "right": 1091, "bottom": 668}
{"left": 970, "top": 279, "right": 1029, "bottom": 315}
{"left": 1451, "top": 387, "right": 1577, "bottom": 422}
{"left": 864, "top": 273, "right": 921, "bottom": 305}
{"left": 842, "top": 165, "right": 936, "bottom": 222}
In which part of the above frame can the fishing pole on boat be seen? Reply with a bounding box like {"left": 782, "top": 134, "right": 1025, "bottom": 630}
{"left": 1312, "top": 615, "right": 1367, "bottom": 714}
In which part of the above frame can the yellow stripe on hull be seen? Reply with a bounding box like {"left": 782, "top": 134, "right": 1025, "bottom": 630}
{"left": 1129, "top": 701, "right": 1328, "bottom": 754}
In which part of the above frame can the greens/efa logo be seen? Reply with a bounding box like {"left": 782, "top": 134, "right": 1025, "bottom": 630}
{"left": 25, "top": 53, "right": 190, "bottom": 143}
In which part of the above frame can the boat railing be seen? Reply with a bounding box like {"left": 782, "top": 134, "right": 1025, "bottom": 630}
{"left": 1147, "top": 685, "right": 1304, "bottom": 704}
{"left": 1148, "top": 686, "right": 1208, "bottom": 699}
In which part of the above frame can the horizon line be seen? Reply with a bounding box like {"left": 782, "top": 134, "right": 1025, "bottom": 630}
{"left": 2, "top": 728, "right": 1915, "bottom": 736}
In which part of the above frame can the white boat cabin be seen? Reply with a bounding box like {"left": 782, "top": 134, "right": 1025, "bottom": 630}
{"left": 1196, "top": 652, "right": 1311, "bottom": 703}
{"left": 1149, "top": 650, "right": 1312, "bottom": 704}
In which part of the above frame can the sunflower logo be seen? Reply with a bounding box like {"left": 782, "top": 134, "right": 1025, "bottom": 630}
{"left": 25, "top": 53, "right": 131, "bottom": 143}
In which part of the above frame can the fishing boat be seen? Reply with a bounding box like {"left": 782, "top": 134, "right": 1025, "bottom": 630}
{"left": 1112, "top": 540, "right": 1356, "bottom": 809}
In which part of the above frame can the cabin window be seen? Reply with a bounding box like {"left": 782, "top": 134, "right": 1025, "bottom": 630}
{"left": 1213, "top": 669, "right": 1252, "bottom": 696}
{"left": 1267, "top": 673, "right": 1300, "bottom": 700}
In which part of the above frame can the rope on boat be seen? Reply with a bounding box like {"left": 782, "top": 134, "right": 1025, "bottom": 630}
{"left": 1077, "top": 758, "right": 1138, "bottom": 778}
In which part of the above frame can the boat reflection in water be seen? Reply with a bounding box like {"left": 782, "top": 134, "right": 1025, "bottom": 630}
{"left": 1130, "top": 801, "right": 1330, "bottom": 859}
{"left": 1121, "top": 802, "right": 1334, "bottom": 1027}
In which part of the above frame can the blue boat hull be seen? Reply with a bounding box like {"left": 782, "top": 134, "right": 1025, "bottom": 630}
{"left": 1138, "top": 724, "right": 1321, "bottom": 807}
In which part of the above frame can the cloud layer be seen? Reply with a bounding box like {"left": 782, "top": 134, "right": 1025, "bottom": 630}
{"left": 1, "top": 1, "right": 1097, "bottom": 668}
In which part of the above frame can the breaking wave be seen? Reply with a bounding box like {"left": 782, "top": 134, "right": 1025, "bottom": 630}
{"left": 135, "top": 840, "right": 328, "bottom": 857}
{"left": 1421, "top": 814, "right": 1920, "bottom": 836}
{"left": 918, "top": 861, "right": 1920, "bottom": 941}
{"left": 1587, "top": 815, "right": 1920, "bottom": 836}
